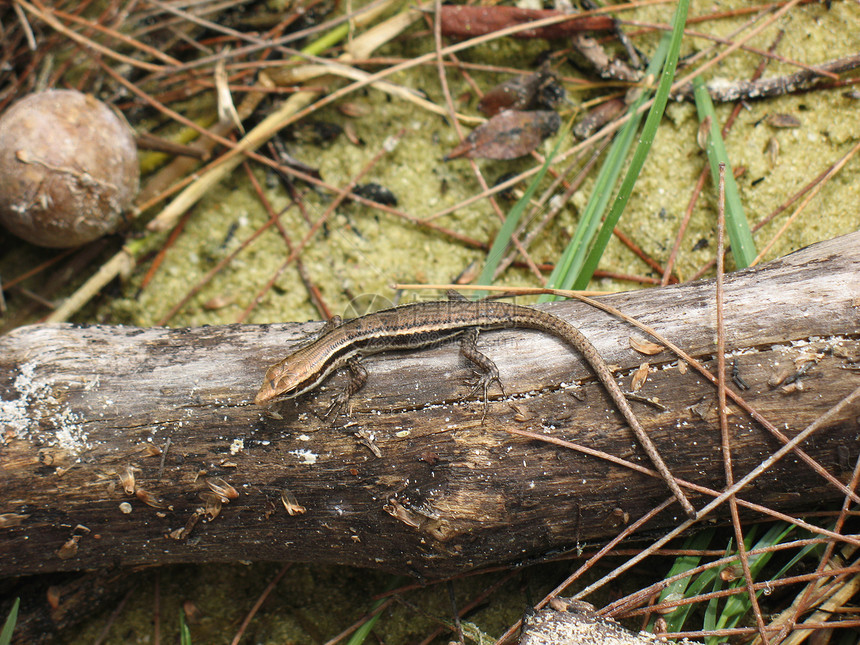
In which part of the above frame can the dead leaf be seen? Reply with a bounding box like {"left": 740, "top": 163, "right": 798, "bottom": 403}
{"left": 198, "top": 491, "right": 222, "bottom": 520}
{"left": 629, "top": 336, "right": 664, "bottom": 355}
{"left": 631, "top": 362, "right": 650, "bottom": 391}
{"left": 766, "top": 136, "right": 780, "bottom": 166}
{"left": 766, "top": 113, "right": 801, "bottom": 128}
{"left": 203, "top": 294, "right": 235, "bottom": 310}
{"left": 445, "top": 110, "right": 561, "bottom": 161}
{"left": 338, "top": 101, "right": 370, "bottom": 118}
{"left": 478, "top": 67, "right": 563, "bottom": 117}
{"left": 135, "top": 488, "right": 164, "bottom": 508}
{"left": 343, "top": 121, "right": 361, "bottom": 146}
{"left": 207, "top": 477, "right": 238, "bottom": 502}
{"left": 118, "top": 465, "right": 135, "bottom": 495}
{"left": 57, "top": 535, "right": 80, "bottom": 560}
{"left": 281, "top": 489, "right": 307, "bottom": 516}
{"left": 574, "top": 97, "right": 625, "bottom": 139}
{"left": 215, "top": 53, "right": 243, "bottom": 134}
{"left": 47, "top": 586, "right": 62, "bottom": 610}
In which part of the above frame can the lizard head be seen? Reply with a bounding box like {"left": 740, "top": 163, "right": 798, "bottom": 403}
{"left": 254, "top": 344, "right": 332, "bottom": 406}
{"left": 254, "top": 361, "right": 302, "bottom": 405}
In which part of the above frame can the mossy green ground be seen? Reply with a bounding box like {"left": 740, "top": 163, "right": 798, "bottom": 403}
{"left": 61, "top": 562, "right": 613, "bottom": 644}
{"left": 98, "top": 1, "right": 860, "bottom": 330}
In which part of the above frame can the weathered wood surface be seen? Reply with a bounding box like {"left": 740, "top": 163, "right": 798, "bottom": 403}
{"left": 0, "top": 232, "right": 858, "bottom": 578}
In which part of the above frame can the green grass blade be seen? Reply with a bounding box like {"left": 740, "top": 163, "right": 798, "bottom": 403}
{"left": 537, "top": 34, "right": 669, "bottom": 302}
{"left": 714, "top": 522, "right": 794, "bottom": 634}
{"left": 661, "top": 521, "right": 817, "bottom": 643}
{"left": 346, "top": 576, "right": 403, "bottom": 645}
{"left": 571, "top": 0, "right": 690, "bottom": 291}
{"left": 179, "top": 608, "right": 193, "bottom": 645}
{"left": 771, "top": 529, "right": 823, "bottom": 580}
{"left": 693, "top": 76, "right": 757, "bottom": 268}
{"left": 703, "top": 537, "right": 736, "bottom": 643}
{"left": 655, "top": 528, "right": 715, "bottom": 632}
{"left": 702, "top": 576, "right": 724, "bottom": 640}
{"left": 345, "top": 606, "right": 384, "bottom": 645}
{"left": 704, "top": 523, "right": 796, "bottom": 645}
{"left": 0, "top": 598, "right": 19, "bottom": 645}
{"left": 474, "top": 120, "right": 571, "bottom": 298}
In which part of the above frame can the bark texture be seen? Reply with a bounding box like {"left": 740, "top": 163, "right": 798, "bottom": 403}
{"left": 1, "top": 232, "right": 859, "bottom": 578}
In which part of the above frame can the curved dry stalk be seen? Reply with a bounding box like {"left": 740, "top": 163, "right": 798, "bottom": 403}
{"left": 43, "top": 250, "right": 135, "bottom": 323}
{"left": 431, "top": 0, "right": 545, "bottom": 282}
{"left": 751, "top": 137, "right": 860, "bottom": 266}
{"left": 623, "top": 16, "right": 839, "bottom": 81}
{"left": 231, "top": 129, "right": 406, "bottom": 325}
{"left": 16, "top": 0, "right": 170, "bottom": 72}
{"left": 604, "top": 537, "right": 848, "bottom": 616}
{"left": 570, "top": 385, "right": 860, "bottom": 596}
{"left": 269, "top": 56, "right": 481, "bottom": 124}
{"left": 716, "top": 164, "right": 770, "bottom": 644}
{"left": 43, "top": 4, "right": 182, "bottom": 66}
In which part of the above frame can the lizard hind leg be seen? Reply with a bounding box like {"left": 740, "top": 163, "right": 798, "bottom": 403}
{"left": 458, "top": 328, "right": 506, "bottom": 420}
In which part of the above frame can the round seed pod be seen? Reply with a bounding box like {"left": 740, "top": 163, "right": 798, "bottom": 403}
{"left": 0, "top": 89, "right": 139, "bottom": 247}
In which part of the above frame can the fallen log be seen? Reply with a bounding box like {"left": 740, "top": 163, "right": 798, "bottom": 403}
{"left": 1, "top": 232, "right": 859, "bottom": 578}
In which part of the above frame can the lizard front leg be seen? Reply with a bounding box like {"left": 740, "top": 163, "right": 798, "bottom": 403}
{"left": 324, "top": 357, "right": 367, "bottom": 419}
